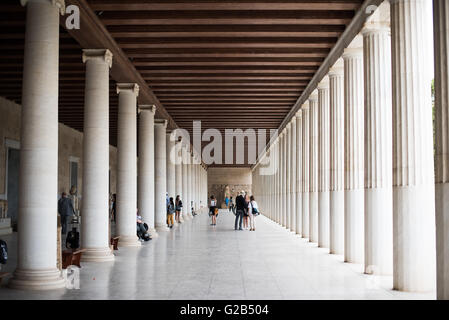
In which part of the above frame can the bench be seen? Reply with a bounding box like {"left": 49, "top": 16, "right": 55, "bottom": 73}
{"left": 110, "top": 237, "right": 120, "bottom": 250}
{"left": 0, "top": 272, "right": 10, "bottom": 285}
{"left": 62, "top": 249, "right": 85, "bottom": 269}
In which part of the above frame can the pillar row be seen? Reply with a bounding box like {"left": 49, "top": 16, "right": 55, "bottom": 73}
{"left": 309, "top": 90, "right": 319, "bottom": 243}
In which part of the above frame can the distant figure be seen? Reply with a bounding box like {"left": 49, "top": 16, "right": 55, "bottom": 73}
{"left": 175, "top": 195, "right": 183, "bottom": 223}
{"left": 249, "top": 195, "right": 259, "bottom": 231}
{"left": 209, "top": 195, "right": 218, "bottom": 226}
{"left": 66, "top": 226, "right": 80, "bottom": 249}
{"left": 243, "top": 194, "right": 251, "bottom": 230}
{"left": 167, "top": 197, "right": 176, "bottom": 228}
{"left": 137, "top": 210, "right": 151, "bottom": 241}
{"left": 229, "top": 196, "right": 235, "bottom": 214}
{"left": 58, "top": 192, "right": 75, "bottom": 234}
{"left": 234, "top": 191, "right": 247, "bottom": 230}
{"left": 111, "top": 193, "right": 117, "bottom": 223}
{"left": 225, "top": 196, "right": 230, "bottom": 209}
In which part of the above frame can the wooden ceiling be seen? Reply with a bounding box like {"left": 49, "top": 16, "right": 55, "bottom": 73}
{"left": 0, "top": 0, "right": 363, "bottom": 167}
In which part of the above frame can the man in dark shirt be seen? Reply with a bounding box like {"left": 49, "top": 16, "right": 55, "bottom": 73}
{"left": 234, "top": 191, "right": 247, "bottom": 230}
{"left": 58, "top": 192, "right": 75, "bottom": 234}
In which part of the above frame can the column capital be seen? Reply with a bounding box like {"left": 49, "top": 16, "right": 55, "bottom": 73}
{"left": 301, "top": 101, "right": 310, "bottom": 110}
{"left": 362, "top": 1, "right": 390, "bottom": 36}
{"left": 286, "top": 122, "right": 292, "bottom": 130}
{"left": 309, "top": 89, "right": 319, "bottom": 102}
{"left": 138, "top": 104, "right": 156, "bottom": 114}
{"left": 343, "top": 35, "right": 363, "bottom": 59}
{"left": 82, "top": 49, "right": 113, "bottom": 68}
{"left": 116, "top": 83, "right": 139, "bottom": 97}
{"left": 317, "top": 75, "right": 330, "bottom": 90}
{"left": 329, "top": 58, "right": 344, "bottom": 77}
{"left": 154, "top": 119, "right": 168, "bottom": 128}
{"left": 296, "top": 109, "right": 302, "bottom": 118}
{"left": 21, "top": 0, "right": 65, "bottom": 15}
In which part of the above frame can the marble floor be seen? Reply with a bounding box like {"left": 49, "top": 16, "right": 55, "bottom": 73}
{"left": 0, "top": 210, "right": 435, "bottom": 300}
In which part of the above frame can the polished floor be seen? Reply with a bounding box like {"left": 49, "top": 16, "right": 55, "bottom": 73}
{"left": 0, "top": 210, "right": 435, "bottom": 300}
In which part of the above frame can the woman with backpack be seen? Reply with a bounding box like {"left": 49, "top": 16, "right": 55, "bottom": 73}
{"left": 249, "top": 195, "right": 259, "bottom": 231}
{"left": 175, "top": 195, "right": 183, "bottom": 223}
{"left": 167, "top": 197, "right": 176, "bottom": 229}
{"left": 209, "top": 195, "right": 218, "bottom": 226}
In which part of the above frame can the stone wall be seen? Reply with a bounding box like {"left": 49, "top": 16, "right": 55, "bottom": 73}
{"left": 207, "top": 167, "right": 252, "bottom": 208}
{"left": 0, "top": 96, "right": 118, "bottom": 203}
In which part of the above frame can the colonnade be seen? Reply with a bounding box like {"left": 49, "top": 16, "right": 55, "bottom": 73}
{"left": 9, "top": 0, "right": 208, "bottom": 290}
{"left": 253, "top": 0, "right": 449, "bottom": 298}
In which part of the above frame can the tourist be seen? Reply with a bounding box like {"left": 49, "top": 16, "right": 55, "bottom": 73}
{"left": 137, "top": 209, "right": 151, "bottom": 241}
{"left": 229, "top": 196, "right": 235, "bottom": 214}
{"left": 234, "top": 191, "right": 246, "bottom": 230}
{"left": 209, "top": 195, "right": 218, "bottom": 226}
{"left": 175, "top": 195, "right": 183, "bottom": 223}
{"left": 167, "top": 197, "right": 176, "bottom": 229}
{"left": 57, "top": 191, "right": 75, "bottom": 234}
{"left": 243, "top": 194, "right": 251, "bottom": 230}
{"left": 225, "top": 195, "right": 230, "bottom": 209}
{"left": 249, "top": 195, "right": 259, "bottom": 231}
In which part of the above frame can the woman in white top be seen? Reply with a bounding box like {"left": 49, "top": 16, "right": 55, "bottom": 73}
{"left": 249, "top": 195, "right": 259, "bottom": 231}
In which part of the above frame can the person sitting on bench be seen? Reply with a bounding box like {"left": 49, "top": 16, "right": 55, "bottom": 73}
{"left": 137, "top": 209, "right": 151, "bottom": 241}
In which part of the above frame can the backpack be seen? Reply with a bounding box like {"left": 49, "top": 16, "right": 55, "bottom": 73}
{"left": 0, "top": 239, "right": 7, "bottom": 264}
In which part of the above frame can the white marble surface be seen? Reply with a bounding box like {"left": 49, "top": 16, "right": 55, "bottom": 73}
{"left": 0, "top": 210, "right": 435, "bottom": 300}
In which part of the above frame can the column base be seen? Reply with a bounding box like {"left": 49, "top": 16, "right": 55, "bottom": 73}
{"left": 149, "top": 228, "right": 159, "bottom": 239}
{"left": 436, "top": 182, "right": 449, "bottom": 299}
{"left": 118, "top": 235, "right": 141, "bottom": 247}
{"left": 309, "top": 191, "right": 318, "bottom": 243}
{"left": 330, "top": 190, "right": 344, "bottom": 255}
{"left": 344, "top": 188, "right": 364, "bottom": 264}
{"left": 81, "top": 247, "right": 115, "bottom": 262}
{"left": 9, "top": 268, "right": 65, "bottom": 291}
{"left": 155, "top": 224, "right": 170, "bottom": 232}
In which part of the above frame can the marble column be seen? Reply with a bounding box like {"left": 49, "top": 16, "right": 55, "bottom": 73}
{"left": 116, "top": 83, "right": 140, "bottom": 247}
{"left": 9, "top": 0, "right": 66, "bottom": 290}
{"left": 343, "top": 35, "right": 364, "bottom": 264}
{"left": 138, "top": 105, "right": 158, "bottom": 237}
{"left": 318, "top": 76, "right": 330, "bottom": 249}
{"left": 309, "top": 90, "right": 319, "bottom": 243}
{"left": 274, "top": 139, "right": 279, "bottom": 223}
{"left": 281, "top": 130, "right": 287, "bottom": 227}
{"left": 286, "top": 123, "right": 292, "bottom": 230}
{"left": 329, "top": 58, "right": 345, "bottom": 255}
{"left": 391, "top": 0, "right": 436, "bottom": 292}
{"left": 295, "top": 110, "right": 303, "bottom": 235}
{"left": 362, "top": 3, "right": 393, "bottom": 275}
{"left": 166, "top": 132, "right": 176, "bottom": 201}
{"left": 181, "top": 145, "right": 191, "bottom": 221}
{"left": 290, "top": 118, "right": 297, "bottom": 233}
{"left": 175, "top": 141, "right": 183, "bottom": 222}
{"left": 80, "top": 49, "right": 115, "bottom": 262}
{"left": 302, "top": 102, "right": 310, "bottom": 238}
{"left": 155, "top": 119, "right": 169, "bottom": 232}
{"left": 434, "top": 0, "right": 449, "bottom": 300}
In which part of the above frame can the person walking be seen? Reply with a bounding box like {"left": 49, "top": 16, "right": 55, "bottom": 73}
{"left": 175, "top": 195, "right": 183, "bottom": 223}
{"left": 209, "top": 195, "right": 218, "bottom": 226}
{"left": 229, "top": 196, "right": 235, "bottom": 214}
{"left": 225, "top": 196, "right": 229, "bottom": 209}
{"left": 167, "top": 197, "right": 176, "bottom": 229}
{"left": 249, "top": 195, "right": 259, "bottom": 231}
{"left": 234, "top": 191, "right": 246, "bottom": 230}
{"left": 58, "top": 191, "right": 75, "bottom": 234}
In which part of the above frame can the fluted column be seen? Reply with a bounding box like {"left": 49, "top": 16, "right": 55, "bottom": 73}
{"left": 116, "top": 83, "right": 140, "bottom": 247}
{"left": 275, "top": 139, "right": 280, "bottom": 223}
{"left": 281, "top": 130, "right": 287, "bottom": 227}
{"left": 318, "top": 76, "right": 330, "bottom": 249}
{"left": 9, "top": 0, "right": 66, "bottom": 290}
{"left": 80, "top": 49, "right": 114, "bottom": 262}
{"left": 286, "top": 123, "right": 292, "bottom": 230}
{"left": 155, "top": 119, "right": 169, "bottom": 232}
{"left": 302, "top": 102, "right": 310, "bottom": 238}
{"left": 329, "top": 58, "right": 345, "bottom": 255}
{"left": 343, "top": 36, "right": 364, "bottom": 263}
{"left": 290, "top": 118, "right": 297, "bottom": 233}
{"left": 363, "top": 3, "right": 393, "bottom": 275}
{"left": 181, "top": 144, "right": 191, "bottom": 221}
{"left": 190, "top": 152, "right": 195, "bottom": 214}
{"left": 435, "top": 0, "right": 449, "bottom": 300}
{"left": 175, "top": 140, "right": 183, "bottom": 222}
{"left": 166, "top": 132, "right": 176, "bottom": 201}
{"left": 138, "top": 105, "right": 158, "bottom": 237}
{"left": 309, "top": 90, "right": 319, "bottom": 243}
{"left": 295, "top": 110, "right": 303, "bottom": 235}
{"left": 391, "top": 0, "right": 436, "bottom": 292}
